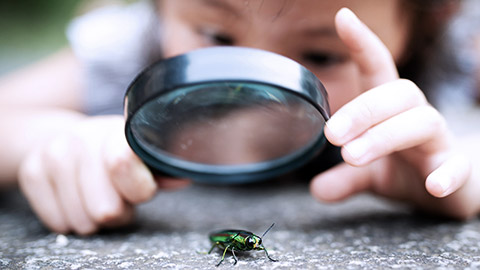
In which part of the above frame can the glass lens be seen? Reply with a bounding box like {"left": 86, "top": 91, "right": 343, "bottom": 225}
{"left": 129, "top": 82, "right": 325, "bottom": 169}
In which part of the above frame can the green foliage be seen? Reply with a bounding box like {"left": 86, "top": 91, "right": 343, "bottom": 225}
{"left": 0, "top": 0, "right": 83, "bottom": 72}
{"left": 0, "top": 0, "right": 83, "bottom": 48}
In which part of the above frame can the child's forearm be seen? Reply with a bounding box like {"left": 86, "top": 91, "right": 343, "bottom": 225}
{"left": 0, "top": 108, "right": 85, "bottom": 185}
{"left": 0, "top": 49, "right": 85, "bottom": 186}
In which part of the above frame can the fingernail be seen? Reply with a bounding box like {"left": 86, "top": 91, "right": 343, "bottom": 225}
{"left": 435, "top": 176, "right": 452, "bottom": 196}
{"left": 326, "top": 114, "right": 351, "bottom": 140}
{"left": 344, "top": 137, "right": 369, "bottom": 162}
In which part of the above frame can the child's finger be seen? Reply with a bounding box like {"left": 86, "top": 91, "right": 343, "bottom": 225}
{"left": 106, "top": 148, "right": 158, "bottom": 204}
{"left": 45, "top": 138, "right": 96, "bottom": 235}
{"left": 155, "top": 176, "right": 192, "bottom": 190}
{"left": 335, "top": 7, "right": 398, "bottom": 90}
{"left": 18, "top": 150, "right": 69, "bottom": 233}
{"left": 425, "top": 154, "right": 472, "bottom": 198}
{"left": 325, "top": 79, "right": 427, "bottom": 145}
{"left": 102, "top": 203, "right": 135, "bottom": 228}
{"left": 104, "top": 127, "right": 158, "bottom": 204}
{"left": 342, "top": 105, "right": 446, "bottom": 166}
{"left": 310, "top": 162, "right": 375, "bottom": 202}
{"left": 78, "top": 142, "right": 129, "bottom": 225}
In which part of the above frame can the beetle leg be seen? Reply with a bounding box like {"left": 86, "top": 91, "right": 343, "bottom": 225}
{"left": 231, "top": 247, "right": 238, "bottom": 265}
{"left": 261, "top": 245, "right": 278, "bottom": 262}
{"left": 216, "top": 244, "right": 231, "bottom": 267}
{"left": 208, "top": 242, "right": 219, "bottom": 254}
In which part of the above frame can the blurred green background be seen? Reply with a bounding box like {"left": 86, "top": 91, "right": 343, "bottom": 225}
{"left": 0, "top": 0, "right": 91, "bottom": 74}
{"left": 0, "top": 0, "right": 140, "bottom": 75}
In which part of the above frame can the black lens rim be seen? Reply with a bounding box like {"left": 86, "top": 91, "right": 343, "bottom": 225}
{"left": 124, "top": 47, "right": 330, "bottom": 184}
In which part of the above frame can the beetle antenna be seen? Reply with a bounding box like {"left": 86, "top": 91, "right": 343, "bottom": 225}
{"left": 261, "top": 223, "right": 275, "bottom": 238}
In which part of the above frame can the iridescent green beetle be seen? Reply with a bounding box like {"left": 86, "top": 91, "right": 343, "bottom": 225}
{"left": 208, "top": 223, "right": 277, "bottom": 266}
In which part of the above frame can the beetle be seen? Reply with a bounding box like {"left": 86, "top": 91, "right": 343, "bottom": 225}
{"left": 208, "top": 223, "right": 277, "bottom": 266}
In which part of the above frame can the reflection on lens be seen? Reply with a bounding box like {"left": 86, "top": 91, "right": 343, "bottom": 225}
{"left": 130, "top": 82, "right": 325, "bottom": 166}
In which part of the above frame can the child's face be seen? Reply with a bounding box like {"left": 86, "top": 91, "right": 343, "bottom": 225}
{"left": 158, "top": 0, "right": 411, "bottom": 112}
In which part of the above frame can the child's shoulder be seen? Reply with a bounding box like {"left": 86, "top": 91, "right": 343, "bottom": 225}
{"left": 66, "top": 1, "right": 162, "bottom": 115}
{"left": 67, "top": 1, "right": 158, "bottom": 61}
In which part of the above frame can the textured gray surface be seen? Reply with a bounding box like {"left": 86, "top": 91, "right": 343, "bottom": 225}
{"left": 2, "top": 180, "right": 480, "bottom": 269}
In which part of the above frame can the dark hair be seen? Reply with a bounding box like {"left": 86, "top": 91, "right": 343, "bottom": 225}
{"left": 399, "top": 0, "right": 464, "bottom": 97}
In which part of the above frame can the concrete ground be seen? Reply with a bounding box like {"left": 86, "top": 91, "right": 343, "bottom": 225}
{"left": 2, "top": 179, "right": 480, "bottom": 269}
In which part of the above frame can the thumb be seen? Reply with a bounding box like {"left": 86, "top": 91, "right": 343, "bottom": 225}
{"left": 103, "top": 118, "right": 158, "bottom": 204}
{"left": 310, "top": 162, "right": 374, "bottom": 202}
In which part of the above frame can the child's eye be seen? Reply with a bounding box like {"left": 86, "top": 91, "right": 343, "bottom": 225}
{"left": 210, "top": 33, "right": 234, "bottom": 45}
{"left": 198, "top": 27, "right": 235, "bottom": 46}
{"left": 302, "top": 52, "right": 345, "bottom": 68}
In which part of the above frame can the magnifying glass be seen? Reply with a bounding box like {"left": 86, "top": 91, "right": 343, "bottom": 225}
{"left": 124, "top": 47, "right": 330, "bottom": 184}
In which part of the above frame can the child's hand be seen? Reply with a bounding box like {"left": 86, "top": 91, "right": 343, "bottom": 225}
{"left": 310, "top": 8, "right": 479, "bottom": 219}
{"left": 18, "top": 115, "right": 190, "bottom": 234}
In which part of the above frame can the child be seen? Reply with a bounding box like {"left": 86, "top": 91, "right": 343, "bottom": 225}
{"left": 0, "top": 0, "right": 479, "bottom": 235}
